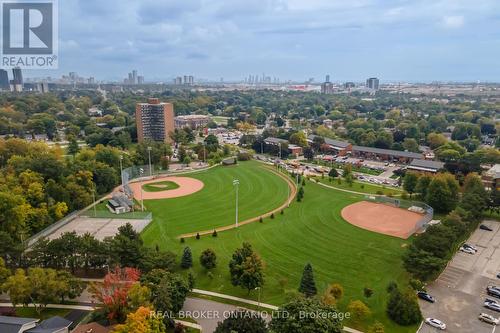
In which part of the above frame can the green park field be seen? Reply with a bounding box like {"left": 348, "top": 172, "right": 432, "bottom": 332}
{"left": 141, "top": 161, "right": 415, "bottom": 332}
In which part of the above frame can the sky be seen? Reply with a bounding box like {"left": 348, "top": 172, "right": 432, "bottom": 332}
{"left": 24, "top": 0, "right": 500, "bottom": 82}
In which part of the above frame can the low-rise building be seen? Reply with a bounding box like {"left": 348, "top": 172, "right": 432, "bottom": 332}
{"left": 174, "top": 115, "right": 211, "bottom": 129}
{"left": 482, "top": 164, "right": 500, "bottom": 190}
{"left": 407, "top": 159, "right": 445, "bottom": 174}
{"left": 351, "top": 146, "right": 422, "bottom": 163}
{"left": 307, "top": 135, "right": 352, "bottom": 156}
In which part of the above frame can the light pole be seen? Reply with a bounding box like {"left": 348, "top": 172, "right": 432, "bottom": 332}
{"left": 233, "top": 179, "right": 239, "bottom": 227}
{"left": 278, "top": 142, "right": 282, "bottom": 160}
{"left": 202, "top": 141, "right": 206, "bottom": 164}
{"left": 261, "top": 141, "right": 263, "bottom": 154}
{"left": 140, "top": 167, "right": 145, "bottom": 211}
{"left": 255, "top": 287, "right": 261, "bottom": 310}
{"left": 119, "top": 155, "right": 124, "bottom": 191}
{"left": 147, "top": 147, "right": 152, "bottom": 177}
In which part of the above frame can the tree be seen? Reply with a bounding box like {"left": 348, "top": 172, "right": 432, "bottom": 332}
{"left": 55, "top": 270, "right": 84, "bottom": 302}
{"left": 386, "top": 287, "right": 422, "bottom": 325}
{"left": 328, "top": 168, "right": 338, "bottom": 178}
{"left": 297, "top": 187, "right": 304, "bottom": 202}
{"left": 303, "top": 147, "right": 314, "bottom": 161}
{"left": 460, "top": 173, "right": 489, "bottom": 220}
{"left": 3, "top": 268, "right": 61, "bottom": 314}
{"left": 200, "top": 249, "right": 217, "bottom": 270}
{"left": 229, "top": 242, "right": 265, "bottom": 294}
{"left": 347, "top": 300, "right": 371, "bottom": 322}
{"left": 214, "top": 310, "right": 268, "bottom": 333}
{"left": 403, "top": 172, "right": 419, "bottom": 197}
{"left": 269, "top": 297, "right": 343, "bottom": 333}
{"left": 112, "top": 306, "right": 166, "bottom": 333}
{"left": 181, "top": 247, "right": 193, "bottom": 269}
{"left": 299, "top": 263, "right": 317, "bottom": 297}
{"left": 68, "top": 137, "right": 80, "bottom": 156}
{"left": 425, "top": 174, "right": 458, "bottom": 214}
{"left": 321, "top": 283, "right": 343, "bottom": 305}
{"left": 143, "top": 270, "right": 190, "bottom": 314}
{"left": 89, "top": 267, "right": 141, "bottom": 322}
{"left": 415, "top": 174, "right": 432, "bottom": 201}
{"left": 368, "top": 322, "right": 385, "bottom": 333}
{"left": 0, "top": 258, "right": 9, "bottom": 287}
{"left": 110, "top": 223, "right": 144, "bottom": 268}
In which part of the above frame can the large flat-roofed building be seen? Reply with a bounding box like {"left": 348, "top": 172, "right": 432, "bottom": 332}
{"left": 175, "top": 114, "right": 211, "bottom": 129}
{"left": 352, "top": 146, "right": 422, "bottom": 163}
{"left": 407, "top": 159, "right": 445, "bottom": 174}
{"left": 136, "top": 98, "right": 174, "bottom": 143}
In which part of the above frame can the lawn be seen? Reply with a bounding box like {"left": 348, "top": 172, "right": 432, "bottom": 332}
{"left": 143, "top": 180, "right": 180, "bottom": 192}
{"left": 315, "top": 176, "right": 403, "bottom": 196}
{"left": 141, "top": 161, "right": 415, "bottom": 332}
{"left": 14, "top": 307, "right": 71, "bottom": 320}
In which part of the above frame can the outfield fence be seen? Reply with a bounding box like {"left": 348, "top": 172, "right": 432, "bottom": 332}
{"left": 80, "top": 210, "right": 153, "bottom": 220}
{"left": 364, "top": 195, "right": 434, "bottom": 234}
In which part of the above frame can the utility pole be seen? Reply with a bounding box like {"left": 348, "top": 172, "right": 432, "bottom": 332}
{"left": 278, "top": 142, "right": 282, "bottom": 160}
{"left": 233, "top": 179, "right": 240, "bottom": 227}
{"left": 203, "top": 141, "right": 206, "bottom": 164}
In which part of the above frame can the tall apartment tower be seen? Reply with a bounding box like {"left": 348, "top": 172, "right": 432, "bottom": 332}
{"left": 136, "top": 98, "right": 174, "bottom": 143}
{"left": 366, "top": 77, "right": 380, "bottom": 90}
{"left": 321, "top": 74, "right": 333, "bottom": 94}
{"left": 0, "top": 70, "right": 9, "bottom": 90}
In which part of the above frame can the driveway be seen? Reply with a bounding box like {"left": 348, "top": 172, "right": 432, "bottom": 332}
{"left": 418, "top": 220, "right": 500, "bottom": 333}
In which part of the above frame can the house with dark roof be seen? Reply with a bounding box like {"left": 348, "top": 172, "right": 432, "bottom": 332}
{"left": 0, "top": 315, "right": 72, "bottom": 333}
{"left": 0, "top": 316, "right": 38, "bottom": 333}
{"left": 71, "top": 322, "right": 113, "bottom": 333}
{"left": 407, "top": 159, "right": 445, "bottom": 174}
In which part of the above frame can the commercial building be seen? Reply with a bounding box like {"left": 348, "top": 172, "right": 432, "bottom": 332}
{"left": 482, "top": 164, "right": 500, "bottom": 190}
{"left": 307, "top": 135, "right": 352, "bottom": 156}
{"left": 366, "top": 77, "right": 380, "bottom": 90}
{"left": 352, "top": 146, "right": 422, "bottom": 163}
{"left": 264, "top": 137, "right": 303, "bottom": 157}
{"left": 136, "top": 98, "right": 174, "bottom": 143}
{"left": 175, "top": 114, "right": 211, "bottom": 129}
{"left": 407, "top": 159, "right": 445, "bottom": 174}
{"left": 11, "top": 67, "right": 23, "bottom": 92}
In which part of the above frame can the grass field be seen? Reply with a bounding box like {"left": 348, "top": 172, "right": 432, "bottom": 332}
{"left": 141, "top": 161, "right": 415, "bottom": 332}
{"left": 315, "top": 176, "right": 404, "bottom": 196}
{"left": 143, "top": 180, "right": 180, "bottom": 192}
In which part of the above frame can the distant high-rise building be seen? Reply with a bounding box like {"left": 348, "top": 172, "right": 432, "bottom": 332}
{"left": 366, "top": 77, "right": 380, "bottom": 90}
{"left": 88, "top": 77, "right": 95, "bottom": 84}
{"left": 183, "top": 75, "right": 189, "bottom": 85}
{"left": 137, "top": 76, "right": 144, "bottom": 84}
{"left": 12, "top": 67, "right": 23, "bottom": 85}
{"left": 321, "top": 74, "right": 333, "bottom": 94}
{"left": 344, "top": 82, "right": 355, "bottom": 89}
{"left": 174, "top": 77, "right": 182, "bottom": 85}
{"left": 188, "top": 76, "right": 194, "bottom": 85}
{"left": 36, "top": 82, "right": 50, "bottom": 93}
{"left": 128, "top": 73, "right": 133, "bottom": 84}
{"left": 0, "top": 70, "right": 9, "bottom": 90}
{"left": 136, "top": 98, "right": 175, "bottom": 143}
{"left": 132, "top": 70, "right": 138, "bottom": 84}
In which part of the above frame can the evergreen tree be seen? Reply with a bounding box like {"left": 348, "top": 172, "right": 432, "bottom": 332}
{"left": 181, "top": 247, "right": 193, "bottom": 269}
{"left": 299, "top": 263, "right": 317, "bottom": 297}
{"left": 68, "top": 138, "right": 80, "bottom": 156}
{"left": 200, "top": 248, "right": 217, "bottom": 270}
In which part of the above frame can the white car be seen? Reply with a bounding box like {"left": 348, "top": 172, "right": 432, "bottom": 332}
{"left": 425, "top": 318, "right": 446, "bottom": 330}
{"left": 463, "top": 243, "right": 478, "bottom": 252}
{"left": 479, "top": 313, "right": 499, "bottom": 325}
{"left": 460, "top": 246, "right": 475, "bottom": 255}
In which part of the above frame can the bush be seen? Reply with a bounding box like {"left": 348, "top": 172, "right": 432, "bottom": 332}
{"left": 259, "top": 217, "right": 263, "bottom": 223}
{"left": 270, "top": 213, "right": 275, "bottom": 219}
{"left": 196, "top": 233, "right": 200, "bottom": 240}
{"left": 237, "top": 152, "right": 252, "bottom": 161}
{"left": 180, "top": 237, "right": 185, "bottom": 243}
{"left": 363, "top": 287, "right": 374, "bottom": 298}
{"left": 386, "top": 287, "right": 422, "bottom": 325}
{"left": 280, "top": 210, "right": 284, "bottom": 215}
{"left": 212, "top": 230, "right": 218, "bottom": 237}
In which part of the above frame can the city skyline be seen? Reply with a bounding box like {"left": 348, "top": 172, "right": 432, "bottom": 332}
{"left": 19, "top": 0, "right": 500, "bottom": 82}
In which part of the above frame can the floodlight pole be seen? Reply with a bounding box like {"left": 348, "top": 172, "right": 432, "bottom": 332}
{"left": 255, "top": 287, "right": 261, "bottom": 309}
{"left": 203, "top": 141, "right": 206, "bottom": 163}
{"left": 233, "top": 179, "right": 239, "bottom": 227}
{"left": 147, "top": 147, "right": 152, "bottom": 177}
{"left": 140, "top": 168, "right": 145, "bottom": 211}
{"left": 119, "top": 155, "right": 124, "bottom": 191}
{"left": 278, "top": 142, "right": 282, "bottom": 160}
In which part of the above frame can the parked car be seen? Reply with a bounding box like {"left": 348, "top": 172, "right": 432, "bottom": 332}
{"left": 485, "top": 300, "right": 500, "bottom": 312}
{"left": 425, "top": 318, "right": 446, "bottom": 330}
{"left": 417, "top": 291, "right": 436, "bottom": 303}
{"left": 480, "top": 225, "right": 493, "bottom": 231}
{"left": 462, "top": 244, "right": 478, "bottom": 252}
{"left": 460, "top": 246, "right": 476, "bottom": 255}
{"left": 479, "top": 313, "right": 499, "bottom": 325}
{"left": 487, "top": 286, "right": 500, "bottom": 298}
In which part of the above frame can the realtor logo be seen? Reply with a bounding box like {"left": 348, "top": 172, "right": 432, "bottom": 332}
{"left": 1, "top": 0, "right": 58, "bottom": 69}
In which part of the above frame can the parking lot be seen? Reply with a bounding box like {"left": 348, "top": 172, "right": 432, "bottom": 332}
{"left": 419, "top": 220, "right": 500, "bottom": 333}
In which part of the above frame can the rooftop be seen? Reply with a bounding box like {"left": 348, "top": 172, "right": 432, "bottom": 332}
{"left": 308, "top": 135, "right": 351, "bottom": 149}
{"left": 352, "top": 146, "right": 422, "bottom": 159}
{"left": 408, "top": 159, "right": 445, "bottom": 171}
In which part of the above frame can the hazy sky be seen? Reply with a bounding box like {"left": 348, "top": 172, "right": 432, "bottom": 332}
{"left": 26, "top": 0, "right": 500, "bottom": 82}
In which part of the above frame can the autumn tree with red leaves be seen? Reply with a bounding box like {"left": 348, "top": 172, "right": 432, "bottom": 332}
{"left": 90, "top": 267, "right": 142, "bottom": 323}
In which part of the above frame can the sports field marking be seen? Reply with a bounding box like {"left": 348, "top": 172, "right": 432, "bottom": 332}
{"left": 142, "top": 180, "right": 180, "bottom": 192}
{"left": 341, "top": 201, "right": 424, "bottom": 239}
